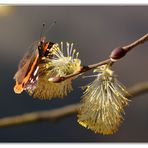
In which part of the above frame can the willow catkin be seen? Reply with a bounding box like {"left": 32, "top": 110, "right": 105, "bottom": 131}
{"left": 28, "top": 42, "right": 81, "bottom": 99}
{"left": 78, "top": 65, "right": 129, "bottom": 135}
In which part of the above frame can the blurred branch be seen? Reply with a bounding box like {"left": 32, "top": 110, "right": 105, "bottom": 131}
{"left": 0, "top": 81, "right": 148, "bottom": 127}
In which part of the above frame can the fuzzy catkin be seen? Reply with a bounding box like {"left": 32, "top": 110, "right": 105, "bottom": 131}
{"left": 78, "top": 65, "right": 129, "bottom": 135}
{"left": 28, "top": 42, "right": 81, "bottom": 99}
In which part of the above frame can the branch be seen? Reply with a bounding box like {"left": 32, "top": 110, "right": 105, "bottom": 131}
{"left": 122, "top": 33, "right": 148, "bottom": 51}
{"left": 48, "top": 59, "right": 111, "bottom": 82}
{"left": 0, "top": 81, "right": 148, "bottom": 127}
{"left": 50, "top": 34, "right": 148, "bottom": 83}
{"left": 0, "top": 103, "right": 80, "bottom": 127}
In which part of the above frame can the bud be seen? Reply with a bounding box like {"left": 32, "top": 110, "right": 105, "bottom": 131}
{"left": 110, "top": 47, "right": 127, "bottom": 61}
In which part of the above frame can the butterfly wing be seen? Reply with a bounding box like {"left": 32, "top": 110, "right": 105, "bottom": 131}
{"left": 14, "top": 42, "right": 39, "bottom": 94}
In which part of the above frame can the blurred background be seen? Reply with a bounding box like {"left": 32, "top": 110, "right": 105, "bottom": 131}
{"left": 0, "top": 5, "right": 148, "bottom": 142}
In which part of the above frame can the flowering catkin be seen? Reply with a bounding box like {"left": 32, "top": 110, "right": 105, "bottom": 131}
{"left": 77, "top": 65, "right": 129, "bottom": 135}
{"left": 28, "top": 42, "right": 81, "bottom": 99}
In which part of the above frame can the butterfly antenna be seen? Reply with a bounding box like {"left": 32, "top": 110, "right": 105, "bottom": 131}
{"left": 44, "top": 20, "right": 56, "bottom": 35}
{"left": 40, "top": 23, "right": 46, "bottom": 40}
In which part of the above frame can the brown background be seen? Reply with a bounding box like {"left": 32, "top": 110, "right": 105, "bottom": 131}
{"left": 0, "top": 6, "right": 148, "bottom": 142}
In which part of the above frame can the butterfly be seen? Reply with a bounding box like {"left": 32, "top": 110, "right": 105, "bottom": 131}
{"left": 14, "top": 22, "right": 81, "bottom": 99}
{"left": 13, "top": 36, "right": 55, "bottom": 94}
{"left": 13, "top": 22, "right": 56, "bottom": 97}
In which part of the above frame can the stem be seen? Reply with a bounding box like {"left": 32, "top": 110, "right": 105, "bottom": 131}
{"left": 49, "top": 59, "right": 111, "bottom": 83}
{"left": 50, "top": 34, "right": 148, "bottom": 83}
{"left": 122, "top": 34, "right": 148, "bottom": 51}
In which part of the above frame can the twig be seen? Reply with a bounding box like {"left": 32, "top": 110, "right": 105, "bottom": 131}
{"left": 122, "top": 33, "right": 148, "bottom": 51}
{"left": 50, "top": 34, "right": 148, "bottom": 83}
{"left": 49, "top": 59, "right": 111, "bottom": 82}
{"left": 0, "top": 81, "right": 148, "bottom": 127}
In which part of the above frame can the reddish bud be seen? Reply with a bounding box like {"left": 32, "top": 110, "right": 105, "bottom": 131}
{"left": 110, "top": 47, "right": 127, "bottom": 61}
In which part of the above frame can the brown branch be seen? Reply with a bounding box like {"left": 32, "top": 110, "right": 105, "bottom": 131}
{"left": 0, "top": 81, "right": 148, "bottom": 128}
{"left": 49, "top": 59, "right": 111, "bottom": 82}
{"left": 122, "top": 33, "right": 148, "bottom": 51}
{"left": 50, "top": 33, "right": 148, "bottom": 83}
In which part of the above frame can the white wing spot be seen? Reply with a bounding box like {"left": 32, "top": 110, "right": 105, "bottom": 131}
{"left": 33, "top": 66, "right": 39, "bottom": 76}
